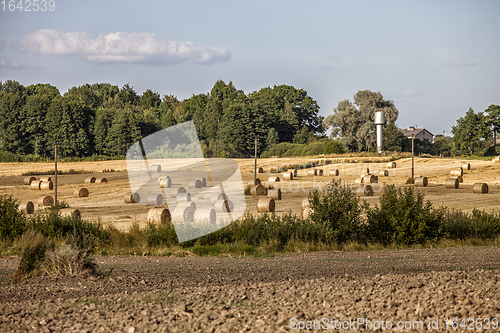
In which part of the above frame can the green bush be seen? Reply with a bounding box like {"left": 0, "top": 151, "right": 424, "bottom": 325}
{"left": 365, "top": 185, "right": 445, "bottom": 245}
{"left": 442, "top": 209, "right": 500, "bottom": 240}
{"left": 14, "top": 231, "right": 54, "bottom": 281}
{"left": 261, "top": 139, "right": 344, "bottom": 158}
{"left": 0, "top": 196, "right": 27, "bottom": 241}
{"left": 308, "top": 180, "right": 362, "bottom": 244}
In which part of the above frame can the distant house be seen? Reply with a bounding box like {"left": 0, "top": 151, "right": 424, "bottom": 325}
{"left": 400, "top": 126, "right": 434, "bottom": 143}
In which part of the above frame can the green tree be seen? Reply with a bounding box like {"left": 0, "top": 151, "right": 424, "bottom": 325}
{"left": 266, "top": 127, "right": 279, "bottom": 148}
{"left": 484, "top": 104, "right": 500, "bottom": 147}
{"left": 324, "top": 90, "right": 399, "bottom": 152}
{"left": 382, "top": 121, "right": 408, "bottom": 152}
{"left": 451, "top": 108, "right": 491, "bottom": 155}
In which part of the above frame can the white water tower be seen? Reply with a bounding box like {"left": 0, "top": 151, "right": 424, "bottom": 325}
{"left": 374, "top": 111, "right": 385, "bottom": 153}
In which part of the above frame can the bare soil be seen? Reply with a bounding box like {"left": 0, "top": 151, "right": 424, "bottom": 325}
{"left": 0, "top": 246, "right": 499, "bottom": 332}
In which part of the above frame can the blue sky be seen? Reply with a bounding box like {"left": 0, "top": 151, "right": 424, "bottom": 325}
{"left": 1, "top": 0, "right": 499, "bottom": 137}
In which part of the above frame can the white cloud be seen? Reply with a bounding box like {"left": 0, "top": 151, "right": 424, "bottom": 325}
{"left": 400, "top": 90, "right": 424, "bottom": 98}
{"left": 19, "top": 29, "right": 231, "bottom": 65}
{"left": 0, "top": 57, "right": 35, "bottom": 70}
{"left": 442, "top": 61, "right": 478, "bottom": 68}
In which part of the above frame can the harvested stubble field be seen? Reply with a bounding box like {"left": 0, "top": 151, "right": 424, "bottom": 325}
{"left": 1, "top": 157, "right": 500, "bottom": 332}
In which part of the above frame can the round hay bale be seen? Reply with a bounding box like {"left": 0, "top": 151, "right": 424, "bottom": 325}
{"left": 214, "top": 199, "right": 233, "bottom": 213}
{"left": 378, "top": 170, "right": 389, "bottom": 177}
{"left": 364, "top": 168, "right": 370, "bottom": 174}
{"left": 40, "top": 181, "right": 53, "bottom": 191}
{"left": 267, "top": 188, "right": 282, "bottom": 200}
{"left": 19, "top": 201, "right": 34, "bottom": 214}
{"left": 283, "top": 172, "right": 294, "bottom": 180}
{"left": 31, "top": 180, "right": 42, "bottom": 190}
{"left": 157, "top": 175, "right": 170, "bottom": 185}
{"left": 84, "top": 176, "right": 96, "bottom": 183}
{"left": 415, "top": 177, "right": 428, "bottom": 187}
{"left": 38, "top": 195, "right": 54, "bottom": 207}
{"left": 354, "top": 177, "right": 363, "bottom": 184}
{"left": 176, "top": 192, "right": 191, "bottom": 203}
{"left": 317, "top": 169, "right": 324, "bottom": 176}
{"left": 250, "top": 184, "right": 266, "bottom": 196}
{"left": 268, "top": 176, "right": 280, "bottom": 182}
{"left": 301, "top": 197, "right": 310, "bottom": 211}
{"left": 307, "top": 169, "right": 318, "bottom": 176}
{"left": 95, "top": 177, "right": 107, "bottom": 183}
{"left": 74, "top": 188, "right": 89, "bottom": 197}
{"left": 60, "top": 208, "right": 81, "bottom": 219}
{"left": 177, "top": 201, "right": 197, "bottom": 210}
{"left": 462, "top": 163, "right": 471, "bottom": 170}
{"left": 150, "top": 164, "right": 161, "bottom": 173}
{"left": 24, "top": 176, "right": 36, "bottom": 185}
{"left": 257, "top": 198, "right": 275, "bottom": 212}
{"left": 302, "top": 206, "right": 311, "bottom": 219}
{"left": 146, "top": 193, "right": 163, "bottom": 206}
{"left": 356, "top": 184, "right": 374, "bottom": 197}
{"left": 362, "top": 174, "right": 378, "bottom": 184}
{"left": 172, "top": 206, "right": 195, "bottom": 222}
{"left": 210, "top": 193, "right": 228, "bottom": 206}
{"left": 473, "top": 182, "right": 488, "bottom": 194}
{"left": 248, "top": 178, "right": 262, "bottom": 187}
{"left": 387, "top": 162, "right": 396, "bottom": 169}
{"left": 450, "top": 169, "right": 463, "bottom": 177}
{"left": 194, "top": 207, "right": 217, "bottom": 226}
{"left": 201, "top": 177, "right": 207, "bottom": 187}
{"left": 124, "top": 192, "right": 140, "bottom": 203}
{"left": 445, "top": 178, "right": 459, "bottom": 189}
{"left": 293, "top": 170, "right": 298, "bottom": 177}
{"left": 170, "top": 187, "right": 187, "bottom": 198}
{"left": 159, "top": 178, "right": 172, "bottom": 188}
{"left": 329, "top": 169, "right": 339, "bottom": 176}
{"left": 147, "top": 208, "right": 171, "bottom": 225}
{"left": 456, "top": 175, "right": 463, "bottom": 183}
{"left": 493, "top": 156, "right": 500, "bottom": 163}
{"left": 40, "top": 176, "right": 52, "bottom": 182}
{"left": 257, "top": 167, "right": 264, "bottom": 173}
{"left": 188, "top": 179, "right": 203, "bottom": 189}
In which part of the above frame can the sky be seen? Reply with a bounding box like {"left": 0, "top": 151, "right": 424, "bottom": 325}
{"left": 0, "top": 0, "right": 499, "bottom": 137}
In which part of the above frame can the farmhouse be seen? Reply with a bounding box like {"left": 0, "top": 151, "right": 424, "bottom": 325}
{"left": 400, "top": 126, "right": 434, "bottom": 142}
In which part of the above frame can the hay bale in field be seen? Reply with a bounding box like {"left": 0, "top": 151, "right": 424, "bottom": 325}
{"left": 493, "top": 156, "right": 500, "bottom": 163}
{"left": 378, "top": 170, "right": 389, "bottom": 177}
{"left": 210, "top": 193, "right": 228, "bottom": 206}
{"left": 415, "top": 177, "right": 428, "bottom": 187}
{"left": 257, "top": 198, "right": 275, "bottom": 212}
{"left": 292, "top": 170, "right": 298, "bottom": 177}
{"left": 329, "top": 169, "right": 339, "bottom": 176}
{"left": 159, "top": 178, "right": 172, "bottom": 188}
{"left": 201, "top": 177, "right": 207, "bottom": 187}
{"left": 95, "top": 177, "right": 107, "bottom": 183}
{"left": 250, "top": 184, "right": 266, "bottom": 196}
{"left": 445, "top": 178, "right": 459, "bottom": 189}
{"left": 177, "top": 201, "right": 197, "bottom": 209}
{"left": 317, "top": 169, "right": 324, "bottom": 176}
{"left": 267, "top": 188, "right": 282, "bottom": 200}
{"left": 307, "top": 169, "right": 318, "bottom": 176}
{"left": 158, "top": 175, "right": 170, "bottom": 184}
{"left": 462, "top": 163, "right": 471, "bottom": 170}
{"left": 457, "top": 175, "right": 463, "bottom": 183}
{"left": 268, "top": 176, "right": 280, "bottom": 182}
{"left": 214, "top": 199, "right": 233, "bottom": 213}
{"left": 171, "top": 206, "right": 195, "bottom": 222}
{"left": 188, "top": 179, "right": 203, "bottom": 189}
{"left": 74, "top": 188, "right": 89, "bottom": 197}
{"left": 40, "top": 176, "right": 52, "bottom": 182}
{"left": 150, "top": 164, "right": 161, "bottom": 173}
{"left": 283, "top": 172, "right": 294, "bottom": 180}
{"left": 364, "top": 168, "right": 370, "bottom": 174}
{"left": 60, "top": 208, "right": 81, "bottom": 219}
{"left": 362, "top": 174, "right": 378, "bottom": 184}
{"left": 24, "top": 176, "right": 36, "bottom": 185}
{"left": 302, "top": 206, "right": 311, "bottom": 219}
{"left": 387, "top": 162, "right": 396, "bottom": 169}
{"left": 176, "top": 192, "right": 191, "bottom": 203}
{"left": 40, "top": 181, "right": 53, "bottom": 190}
{"left": 194, "top": 207, "right": 216, "bottom": 226}
{"left": 170, "top": 187, "right": 187, "bottom": 197}
{"left": 473, "top": 183, "right": 488, "bottom": 194}
{"left": 146, "top": 193, "right": 163, "bottom": 206}
{"left": 257, "top": 167, "right": 264, "bottom": 173}
{"left": 38, "top": 195, "right": 54, "bottom": 207}
{"left": 247, "top": 178, "right": 262, "bottom": 187}
{"left": 356, "top": 184, "right": 374, "bottom": 197}
{"left": 301, "top": 197, "right": 310, "bottom": 211}
{"left": 450, "top": 168, "right": 463, "bottom": 177}
{"left": 354, "top": 177, "right": 363, "bottom": 184}
{"left": 31, "top": 180, "right": 42, "bottom": 190}
{"left": 124, "top": 192, "right": 140, "bottom": 203}
{"left": 84, "top": 176, "right": 96, "bottom": 183}
{"left": 19, "top": 201, "right": 34, "bottom": 214}
{"left": 147, "top": 208, "right": 171, "bottom": 225}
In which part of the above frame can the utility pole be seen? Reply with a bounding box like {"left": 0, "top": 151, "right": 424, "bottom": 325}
{"left": 254, "top": 136, "right": 257, "bottom": 185}
{"left": 411, "top": 134, "right": 415, "bottom": 180}
{"left": 54, "top": 143, "right": 58, "bottom": 204}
